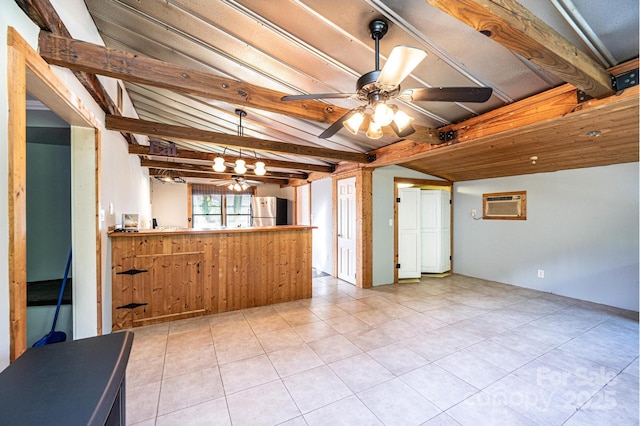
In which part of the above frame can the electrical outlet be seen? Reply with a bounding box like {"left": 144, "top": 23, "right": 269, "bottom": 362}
{"left": 471, "top": 209, "right": 477, "bottom": 218}
{"left": 537, "top": 269, "right": 545, "bottom": 278}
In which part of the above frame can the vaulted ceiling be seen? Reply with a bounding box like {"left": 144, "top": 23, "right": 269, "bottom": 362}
{"left": 20, "top": 0, "right": 639, "bottom": 184}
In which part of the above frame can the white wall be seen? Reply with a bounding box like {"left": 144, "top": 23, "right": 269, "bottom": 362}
{"left": 453, "top": 163, "right": 639, "bottom": 311}
{"left": 311, "top": 178, "right": 333, "bottom": 274}
{"left": 151, "top": 180, "right": 189, "bottom": 228}
{"left": 372, "top": 166, "right": 446, "bottom": 285}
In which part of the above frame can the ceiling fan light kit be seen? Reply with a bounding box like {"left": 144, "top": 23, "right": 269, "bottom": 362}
{"left": 344, "top": 109, "right": 365, "bottom": 135}
{"left": 366, "top": 121, "right": 384, "bottom": 139}
{"left": 281, "top": 19, "right": 493, "bottom": 140}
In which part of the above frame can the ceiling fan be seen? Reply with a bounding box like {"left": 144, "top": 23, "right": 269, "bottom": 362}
{"left": 281, "top": 19, "right": 493, "bottom": 139}
{"left": 212, "top": 175, "right": 260, "bottom": 191}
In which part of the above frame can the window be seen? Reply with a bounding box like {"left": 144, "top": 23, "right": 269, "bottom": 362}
{"left": 225, "top": 193, "right": 252, "bottom": 228}
{"left": 192, "top": 193, "right": 223, "bottom": 229}
{"left": 189, "top": 184, "right": 254, "bottom": 229}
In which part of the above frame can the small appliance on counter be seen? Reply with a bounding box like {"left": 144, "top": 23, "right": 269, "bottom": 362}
{"left": 119, "top": 214, "right": 139, "bottom": 232}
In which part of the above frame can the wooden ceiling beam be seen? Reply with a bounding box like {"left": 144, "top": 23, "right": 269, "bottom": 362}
{"left": 38, "top": 31, "right": 438, "bottom": 143}
{"left": 140, "top": 159, "right": 308, "bottom": 180}
{"left": 440, "top": 59, "right": 639, "bottom": 143}
{"left": 128, "top": 144, "right": 335, "bottom": 173}
{"left": 107, "top": 115, "right": 369, "bottom": 163}
{"left": 38, "top": 31, "right": 340, "bottom": 124}
{"left": 425, "top": 0, "right": 615, "bottom": 98}
{"left": 16, "top": 1, "right": 136, "bottom": 143}
{"left": 370, "top": 64, "right": 638, "bottom": 170}
{"left": 366, "top": 140, "right": 439, "bottom": 169}
{"left": 16, "top": 4, "right": 112, "bottom": 111}
{"left": 148, "top": 168, "right": 291, "bottom": 185}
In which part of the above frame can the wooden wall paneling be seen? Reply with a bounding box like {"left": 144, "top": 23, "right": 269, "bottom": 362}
{"left": 276, "top": 232, "right": 285, "bottom": 304}
{"left": 276, "top": 231, "right": 287, "bottom": 303}
{"left": 203, "top": 235, "right": 215, "bottom": 313}
{"left": 358, "top": 169, "right": 373, "bottom": 288}
{"left": 7, "top": 35, "right": 28, "bottom": 361}
{"left": 168, "top": 250, "right": 179, "bottom": 318}
{"left": 111, "top": 238, "right": 135, "bottom": 330}
{"left": 257, "top": 231, "right": 268, "bottom": 306}
{"left": 240, "top": 232, "right": 249, "bottom": 309}
{"left": 110, "top": 228, "right": 313, "bottom": 328}
{"left": 95, "top": 128, "right": 102, "bottom": 335}
{"left": 266, "top": 231, "right": 276, "bottom": 305}
{"left": 217, "top": 233, "right": 228, "bottom": 312}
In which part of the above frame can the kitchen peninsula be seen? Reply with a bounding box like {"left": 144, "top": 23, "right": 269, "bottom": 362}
{"left": 109, "top": 226, "right": 313, "bottom": 330}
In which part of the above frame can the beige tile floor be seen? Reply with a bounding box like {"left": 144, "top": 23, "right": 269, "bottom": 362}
{"left": 124, "top": 274, "right": 639, "bottom": 425}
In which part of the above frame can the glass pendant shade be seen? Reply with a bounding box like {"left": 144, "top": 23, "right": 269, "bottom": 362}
{"left": 234, "top": 159, "right": 247, "bottom": 174}
{"left": 254, "top": 161, "right": 266, "bottom": 176}
{"left": 372, "top": 102, "right": 395, "bottom": 126}
{"left": 213, "top": 156, "right": 226, "bottom": 172}
{"left": 392, "top": 110, "right": 414, "bottom": 133}
{"left": 365, "top": 121, "right": 384, "bottom": 139}
{"left": 343, "top": 111, "right": 365, "bottom": 135}
{"left": 233, "top": 183, "right": 242, "bottom": 191}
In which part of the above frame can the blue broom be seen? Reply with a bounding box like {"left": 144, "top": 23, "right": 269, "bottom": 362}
{"left": 33, "top": 250, "right": 72, "bottom": 347}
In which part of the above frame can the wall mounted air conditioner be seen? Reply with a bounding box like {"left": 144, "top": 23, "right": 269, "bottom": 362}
{"left": 484, "top": 194, "right": 524, "bottom": 218}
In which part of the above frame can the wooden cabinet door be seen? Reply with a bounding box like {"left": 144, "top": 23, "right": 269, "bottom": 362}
{"left": 113, "top": 253, "right": 204, "bottom": 329}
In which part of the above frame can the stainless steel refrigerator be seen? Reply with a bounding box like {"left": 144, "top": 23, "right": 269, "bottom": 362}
{"left": 250, "top": 196, "right": 288, "bottom": 226}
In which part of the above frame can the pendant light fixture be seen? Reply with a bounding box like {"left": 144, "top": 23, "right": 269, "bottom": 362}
{"left": 254, "top": 151, "right": 266, "bottom": 176}
{"left": 234, "top": 152, "right": 247, "bottom": 174}
{"left": 212, "top": 147, "right": 227, "bottom": 172}
{"left": 213, "top": 110, "right": 268, "bottom": 177}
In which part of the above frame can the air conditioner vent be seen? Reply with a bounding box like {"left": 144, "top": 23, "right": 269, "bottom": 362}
{"left": 482, "top": 191, "right": 526, "bottom": 220}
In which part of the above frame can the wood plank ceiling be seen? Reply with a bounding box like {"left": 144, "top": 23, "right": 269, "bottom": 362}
{"left": 22, "top": 0, "right": 640, "bottom": 183}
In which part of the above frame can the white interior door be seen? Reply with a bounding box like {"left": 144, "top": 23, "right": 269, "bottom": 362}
{"left": 337, "top": 177, "right": 356, "bottom": 284}
{"left": 421, "top": 190, "right": 451, "bottom": 273}
{"left": 398, "top": 187, "right": 421, "bottom": 279}
{"left": 296, "top": 184, "right": 310, "bottom": 225}
{"left": 421, "top": 190, "right": 439, "bottom": 273}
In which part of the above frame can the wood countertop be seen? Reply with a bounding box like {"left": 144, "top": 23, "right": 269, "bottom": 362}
{"left": 108, "top": 225, "right": 315, "bottom": 237}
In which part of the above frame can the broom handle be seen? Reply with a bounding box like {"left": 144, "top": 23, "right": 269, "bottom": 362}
{"left": 51, "top": 250, "right": 72, "bottom": 333}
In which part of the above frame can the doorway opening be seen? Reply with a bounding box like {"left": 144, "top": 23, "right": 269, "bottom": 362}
{"left": 8, "top": 27, "right": 101, "bottom": 360}
{"left": 25, "top": 95, "right": 73, "bottom": 347}
{"left": 394, "top": 177, "right": 452, "bottom": 284}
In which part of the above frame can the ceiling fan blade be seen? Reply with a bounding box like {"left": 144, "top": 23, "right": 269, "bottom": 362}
{"left": 401, "top": 87, "right": 493, "bottom": 103}
{"left": 281, "top": 93, "right": 355, "bottom": 101}
{"left": 376, "top": 46, "right": 427, "bottom": 87}
{"left": 318, "top": 110, "right": 356, "bottom": 139}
